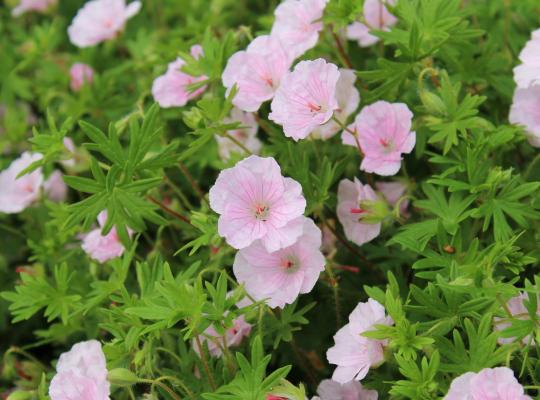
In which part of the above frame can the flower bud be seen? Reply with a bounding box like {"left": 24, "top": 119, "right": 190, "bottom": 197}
{"left": 107, "top": 368, "right": 140, "bottom": 387}
{"left": 7, "top": 391, "right": 34, "bottom": 400}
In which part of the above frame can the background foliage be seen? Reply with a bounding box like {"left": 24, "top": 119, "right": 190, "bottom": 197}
{"left": 1, "top": 0, "right": 540, "bottom": 399}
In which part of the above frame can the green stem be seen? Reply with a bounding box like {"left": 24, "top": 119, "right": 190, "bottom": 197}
{"left": 5, "top": 346, "right": 49, "bottom": 371}
{"left": 139, "top": 379, "right": 182, "bottom": 400}
{"left": 332, "top": 115, "right": 363, "bottom": 158}
{"left": 194, "top": 335, "right": 217, "bottom": 391}
{"left": 154, "top": 376, "right": 195, "bottom": 400}
{"left": 178, "top": 161, "right": 209, "bottom": 207}
{"left": 220, "top": 131, "right": 253, "bottom": 155}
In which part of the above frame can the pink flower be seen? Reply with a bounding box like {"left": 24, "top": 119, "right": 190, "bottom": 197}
{"left": 269, "top": 59, "right": 340, "bottom": 141}
{"left": 327, "top": 298, "right": 394, "bottom": 383}
{"left": 209, "top": 155, "right": 306, "bottom": 252}
{"left": 68, "top": 0, "right": 141, "bottom": 48}
{"left": 193, "top": 291, "right": 252, "bottom": 357}
{"left": 12, "top": 0, "right": 56, "bottom": 16}
{"left": 337, "top": 178, "right": 382, "bottom": 247}
{"left": 494, "top": 293, "right": 538, "bottom": 345}
{"left": 233, "top": 217, "right": 325, "bottom": 308}
{"left": 444, "top": 367, "right": 530, "bottom": 400}
{"left": 70, "top": 63, "right": 94, "bottom": 92}
{"left": 49, "top": 340, "right": 110, "bottom": 400}
{"left": 509, "top": 86, "right": 540, "bottom": 147}
{"left": 81, "top": 211, "right": 127, "bottom": 263}
{"left": 0, "top": 152, "right": 43, "bottom": 214}
{"left": 342, "top": 101, "right": 415, "bottom": 176}
{"left": 215, "top": 108, "right": 262, "bottom": 160}
{"left": 44, "top": 170, "right": 68, "bottom": 202}
{"left": 346, "top": 0, "right": 397, "bottom": 47}
{"left": 152, "top": 45, "right": 208, "bottom": 108}
{"left": 312, "top": 69, "right": 360, "bottom": 140}
{"left": 513, "top": 29, "right": 540, "bottom": 89}
{"left": 316, "top": 379, "right": 378, "bottom": 400}
{"left": 271, "top": 0, "right": 328, "bottom": 59}
{"left": 376, "top": 181, "right": 409, "bottom": 218}
{"left": 222, "top": 35, "right": 293, "bottom": 112}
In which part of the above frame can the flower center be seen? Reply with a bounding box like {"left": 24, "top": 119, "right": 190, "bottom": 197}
{"left": 253, "top": 204, "right": 270, "bottom": 221}
{"left": 281, "top": 256, "right": 300, "bottom": 273}
{"left": 263, "top": 76, "right": 274, "bottom": 88}
{"left": 379, "top": 138, "right": 394, "bottom": 152}
{"left": 307, "top": 102, "right": 322, "bottom": 113}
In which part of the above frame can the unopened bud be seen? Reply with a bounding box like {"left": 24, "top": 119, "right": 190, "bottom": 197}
{"left": 108, "top": 368, "right": 140, "bottom": 387}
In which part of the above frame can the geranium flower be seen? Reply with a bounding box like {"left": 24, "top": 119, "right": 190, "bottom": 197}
{"left": 233, "top": 216, "right": 325, "bottom": 308}
{"left": 346, "top": 0, "right": 397, "bottom": 47}
{"left": 68, "top": 0, "right": 141, "bottom": 48}
{"left": 327, "top": 298, "right": 394, "bottom": 383}
{"left": 49, "top": 340, "right": 110, "bottom": 400}
{"left": 11, "top": 0, "right": 56, "bottom": 16}
{"left": 0, "top": 152, "right": 43, "bottom": 214}
{"left": 70, "top": 63, "right": 94, "bottom": 92}
{"left": 152, "top": 45, "right": 207, "bottom": 108}
{"left": 444, "top": 367, "right": 530, "bottom": 400}
{"left": 215, "top": 108, "right": 261, "bottom": 160}
{"left": 509, "top": 86, "right": 540, "bottom": 148}
{"left": 312, "top": 69, "right": 360, "bottom": 140}
{"left": 513, "top": 28, "right": 540, "bottom": 89}
{"left": 271, "top": 0, "right": 328, "bottom": 59}
{"left": 342, "top": 101, "right": 415, "bottom": 176}
{"left": 269, "top": 59, "right": 340, "bottom": 141}
{"left": 494, "top": 292, "right": 539, "bottom": 345}
{"left": 209, "top": 155, "right": 306, "bottom": 252}
{"left": 222, "top": 35, "right": 293, "bottom": 112}
{"left": 315, "top": 379, "right": 378, "bottom": 400}
{"left": 337, "top": 178, "right": 384, "bottom": 247}
{"left": 81, "top": 211, "right": 128, "bottom": 263}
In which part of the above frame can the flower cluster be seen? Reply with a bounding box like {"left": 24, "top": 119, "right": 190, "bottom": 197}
{"left": 510, "top": 28, "right": 540, "bottom": 147}
{"left": 210, "top": 155, "right": 325, "bottom": 309}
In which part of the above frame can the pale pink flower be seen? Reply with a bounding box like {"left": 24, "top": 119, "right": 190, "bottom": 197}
{"left": 12, "top": 0, "right": 56, "bottom": 16}
{"left": 513, "top": 29, "right": 540, "bottom": 89}
{"left": 312, "top": 69, "right": 360, "bottom": 140}
{"left": 346, "top": 0, "right": 397, "bottom": 47}
{"left": 269, "top": 59, "right": 340, "bottom": 141}
{"left": 194, "top": 298, "right": 252, "bottom": 358}
{"left": 509, "top": 86, "right": 540, "bottom": 147}
{"left": 233, "top": 216, "right": 325, "bottom": 308}
{"left": 68, "top": 0, "right": 141, "bottom": 48}
{"left": 152, "top": 45, "right": 208, "bottom": 108}
{"left": 327, "top": 299, "right": 394, "bottom": 383}
{"left": 70, "top": 63, "right": 94, "bottom": 92}
{"left": 81, "top": 211, "right": 127, "bottom": 263}
{"left": 342, "top": 101, "right": 415, "bottom": 176}
{"left": 376, "top": 181, "right": 409, "bottom": 217}
{"left": 44, "top": 170, "right": 68, "bottom": 202}
{"left": 215, "top": 108, "right": 261, "bottom": 160}
{"left": 271, "top": 0, "right": 328, "bottom": 59}
{"left": 337, "top": 178, "right": 382, "bottom": 247}
{"left": 0, "top": 152, "right": 43, "bottom": 214}
{"left": 49, "top": 340, "right": 110, "bottom": 400}
{"left": 317, "top": 379, "right": 378, "bottom": 400}
{"left": 209, "top": 155, "right": 306, "bottom": 252}
{"left": 494, "top": 293, "right": 538, "bottom": 345}
{"left": 222, "top": 35, "right": 293, "bottom": 112}
{"left": 444, "top": 367, "right": 530, "bottom": 400}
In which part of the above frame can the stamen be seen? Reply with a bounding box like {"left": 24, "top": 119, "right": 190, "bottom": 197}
{"left": 350, "top": 208, "right": 366, "bottom": 214}
{"left": 307, "top": 102, "right": 322, "bottom": 112}
{"left": 379, "top": 138, "right": 391, "bottom": 147}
